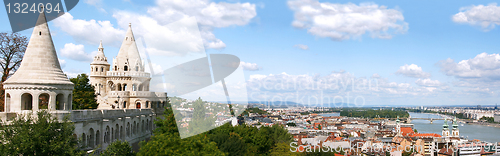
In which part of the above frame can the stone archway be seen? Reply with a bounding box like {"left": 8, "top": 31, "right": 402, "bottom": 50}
{"left": 21, "top": 93, "right": 33, "bottom": 110}
{"left": 56, "top": 94, "right": 64, "bottom": 110}
{"left": 136, "top": 102, "right": 141, "bottom": 109}
{"left": 38, "top": 93, "right": 49, "bottom": 110}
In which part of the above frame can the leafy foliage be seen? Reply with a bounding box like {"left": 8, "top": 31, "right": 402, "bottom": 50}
{"left": 70, "top": 73, "right": 98, "bottom": 109}
{"left": 0, "top": 32, "right": 28, "bottom": 112}
{"left": 138, "top": 101, "right": 225, "bottom": 156}
{"left": 340, "top": 108, "right": 409, "bottom": 118}
{"left": 0, "top": 110, "right": 82, "bottom": 155}
{"left": 140, "top": 97, "right": 296, "bottom": 156}
{"left": 241, "top": 107, "right": 268, "bottom": 116}
{"left": 101, "top": 140, "right": 135, "bottom": 156}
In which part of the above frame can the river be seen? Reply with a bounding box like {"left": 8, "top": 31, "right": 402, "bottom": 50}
{"left": 409, "top": 112, "right": 500, "bottom": 143}
{"left": 319, "top": 112, "right": 500, "bottom": 143}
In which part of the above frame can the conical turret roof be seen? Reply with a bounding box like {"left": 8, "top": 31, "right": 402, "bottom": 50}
{"left": 116, "top": 23, "right": 141, "bottom": 63}
{"left": 91, "top": 40, "right": 109, "bottom": 65}
{"left": 4, "top": 12, "right": 73, "bottom": 85}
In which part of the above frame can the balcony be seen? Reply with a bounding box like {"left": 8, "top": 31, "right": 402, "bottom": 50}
{"left": 106, "top": 71, "right": 150, "bottom": 77}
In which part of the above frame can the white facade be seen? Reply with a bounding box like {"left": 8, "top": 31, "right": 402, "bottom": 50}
{"left": 1, "top": 12, "right": 167, "bottom": 152}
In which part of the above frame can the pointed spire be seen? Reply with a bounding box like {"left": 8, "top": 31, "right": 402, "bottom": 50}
{"left": 443, "top": 118, "right": 449, "bottom": 129}
{"left": 115, "top": 23, "right": 142, "bottom": 72}
{"left": 452, "top": 117, "right": 458, "bottom": 128}
{"left": 4, "top": 12, "right": 72, "bottom": 85}
{"left": 92, "top": 39, "right": 109, "bottom": 65}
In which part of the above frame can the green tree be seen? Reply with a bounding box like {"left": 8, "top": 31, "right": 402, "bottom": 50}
{"left": 187, "top": 97, "right": 215, "bottom": 137}
{"left": 0, "top": 32, "right": 28, "bottom": 112}
{"left": 138, "top": 103, "right": 225, "bottom": 156}
{"left": 101, "top": 140, "right": 135, "bottom": 156}
{"left": 70, "top": 73, "right": 98, "bottom": 109}
{"left": 0, "top": 110, "right": 82, "bottom": 155}
{"left": 269, "top": 142, "right": 300, "bottom": 156}
{"left": 209, "top": 132, "right": 247, "bottom": 156}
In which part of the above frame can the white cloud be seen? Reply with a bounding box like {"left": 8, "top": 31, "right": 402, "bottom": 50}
{"left": 147, "top": 0, "right": 257, "bottom": 49}
{"left": 293, "top": 44, "right": 309, "bottom": 50}
{"left": 59, "top": 59, "right": 66, "bottom": 68}
{"left": 60, "top": 43, "right": 97, "bottom": 62}
{"left": 113, "top": 12, "right": 205, "bottom": 57}
{"left": 438, "top": 53, "right": 500, "bottom": 79}
{"left": 452, "top": 3, "right": 500, "bottom": 31}
{"left": 415, "top": 79, "right": 442, "bottom": 87}
{"left": 240, "top": 61, "right": 261, "bottom": 71}
{"left": 395, "top": 64, "right": 431, "bottom": 78}
{"left": 53, "top": 13, "right": 125, "bottom": 47}
{"left": 287, "top": 0, "right": 408, "bottom": 41}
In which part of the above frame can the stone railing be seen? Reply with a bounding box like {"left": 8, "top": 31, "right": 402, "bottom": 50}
{"left": 71, "top": 109, "right": 154, "bottom": 122}
{"left": 106, "top": 71, "right": 150, "bottom": 77}
{"left": 109, "top": 91, "right": 130, "bottom": 97}
{"left": 129, "top": 91, "right": 152, "bottom": 97}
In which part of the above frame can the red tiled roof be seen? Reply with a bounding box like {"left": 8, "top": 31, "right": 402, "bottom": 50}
{"left": 401, "top": 127, "right": 414, "bottom": 136}
{"left": 410, "top": 133, "right": 441, "bottom": 138}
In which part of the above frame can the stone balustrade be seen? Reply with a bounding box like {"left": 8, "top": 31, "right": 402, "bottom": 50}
{"left": 106, "top": 71, "right": 150, "bottom": 77}
{"left": 71, "top": 109, "right": 153, "bottom": 122}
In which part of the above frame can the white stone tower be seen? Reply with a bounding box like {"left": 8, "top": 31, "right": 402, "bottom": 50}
{"left": 451, "top": 117, "right": 459, "bottom": 137}
{"left": 3, "top": 12, "right": 74, "bottom": 113}
{"left": 89, "top": 41, "right": 110, "bottom": 99}
{"left": 395, "top": 116, "right": 401, "bottom": 136}
{"left": 91, "top": 23, "right": 159, "bottom": 110}
{"left": 442, "top": 118, "right": 450, "bottom": 137}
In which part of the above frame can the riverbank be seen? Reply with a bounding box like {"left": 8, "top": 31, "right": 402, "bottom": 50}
{"left": 420, "top": 112, "right": 500, "bottom": 129}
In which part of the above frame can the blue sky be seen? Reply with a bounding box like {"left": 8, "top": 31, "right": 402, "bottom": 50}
{"left": 2, "top": 0, "right": 500, "bottom": 106}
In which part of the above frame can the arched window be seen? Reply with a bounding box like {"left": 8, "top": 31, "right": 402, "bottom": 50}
{"left": 56, "top": 94, "right": 64, "bottom": 110}
{"left": 136, "top": 102, "right": 141, "bottom": 109}
{"left": 124, "top": 66, "right": 128, "bottom": 71}
{"left": 67, "top": 94, "right": 71, "bottom": 110}
{"left": 123, "top": 101, "right": 127, "bottom": 109}
{"left": 135, "top": 66, "right": 138, "bottom": 71}
{"left": 133, "top": 121, "right": 136, "bottom": 135}
{"left": 95, "top": 130, "right": 100, "bottom": 146}
{"left": 146, "top": 101, "right": 149, "bottom": 108}
{"left": 105, "top": 126, "right": 110, "bottom": 143}
{"left": 111, "top": 128, "right": 114, "bottom": 141}
{"left": 117, "top": 83, "right": 122, "bottom": 91}
{"left": 114, "top": 66, "right": 117, "bottom": 71}
{"left": 132, "top": 84, "right": 137, "bottom": 91}
{"left": 89, "top": 128, "right": 95, "bottom": 148}
{"left": 115, "top": 124, "right": 119, "bottom": 141}
{"left": 127, "top": 122, "right": 130, "bottom": 137}
{"left": 38, "top": 93, "right": 49, "bottom": 109}
{"left": 120, "top": 126, "right": 124, "bottom": 140}
{"left": 95, "top": 67, "right": 98, "bottom": 72}
{"left": 101, "top": 67, "right": 104, "bottom": 72}
{"left": 123, "top": 84, "right": 127, "bottom": 91}
{"left": 82, "top": 133, "right": 87, "bottom": 148}
{"left": 5, "top": 93, "right": 11, "bottom": 111}
{"left": 142, "top": 120, "right": 145, "bottom": 132}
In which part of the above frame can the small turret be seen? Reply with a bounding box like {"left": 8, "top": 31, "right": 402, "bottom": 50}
{"left": 90, "top": 40, "right": 110, "bottom": 96}
{"left": 451, "top": 117, "right": 459, "bottom": 137}
{"left": 442, "top": 118, "right": 450, "bottom": 137}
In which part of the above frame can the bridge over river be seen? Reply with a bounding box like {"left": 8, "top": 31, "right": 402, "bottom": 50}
{"left": 374, "top": 117, "right": 446, "bottom": 124}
